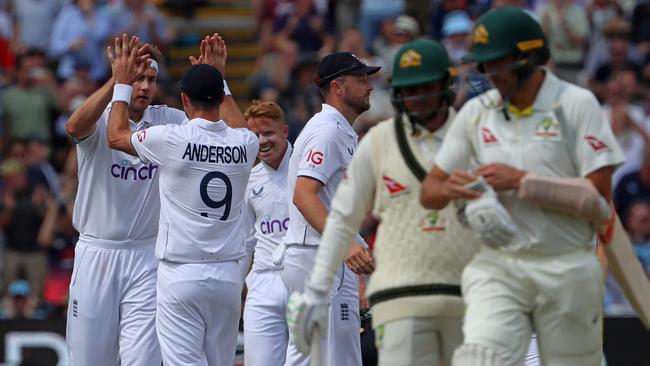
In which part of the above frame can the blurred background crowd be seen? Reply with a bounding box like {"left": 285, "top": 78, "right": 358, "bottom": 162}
{"left": 0, "top": 0, "right": 648, "bottom": 332}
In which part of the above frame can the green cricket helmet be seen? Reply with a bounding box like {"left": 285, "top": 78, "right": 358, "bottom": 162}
{"left": 463, "top": 7, "right": 548, "bottom": 64}
{"left": 391, "top": 38, "right": 458, "bottom": 88}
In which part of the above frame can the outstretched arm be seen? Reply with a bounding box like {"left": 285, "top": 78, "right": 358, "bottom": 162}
{"left": 189, "top": 33, "right": 247, "bottom": 129}
{"left": 106, "top": 34, "right": 151, "bottom": 156}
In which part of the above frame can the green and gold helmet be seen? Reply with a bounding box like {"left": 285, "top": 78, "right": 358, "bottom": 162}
{"left": 391, "top": 38, "right": 458, "bottom": 88}
{"left": 463, "top": 7, "right": 547, "bottom": 64}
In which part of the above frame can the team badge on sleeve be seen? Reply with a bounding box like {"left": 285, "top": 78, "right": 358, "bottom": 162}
{"left": 584, "top": 135, "right": 608, "bottom": 151}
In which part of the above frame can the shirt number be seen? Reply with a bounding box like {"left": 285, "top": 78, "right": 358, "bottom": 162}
{"left": 199, "top": 171, "right": 232, "bottom": 220}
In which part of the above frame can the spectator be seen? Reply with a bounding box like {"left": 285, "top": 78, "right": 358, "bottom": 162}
{"left": 96, "top": 0, "right": 174, "bottom": 50}
{"left": 586, "top": 17, "right": 643, "bottom": 94}
{"left": 358, "top": 0, "right": 404, "bottom": 51}
{"left": 25, "top": 137, "right": 61, "bottom": 197}
{"left": 49, "top": 0, "right": 108, "bottom": 82}
{"left": 538, "top": 0, "right": 590, "bottom": 83}
{"left": 430, "top": 0, "right": 469, "bottom": 41}
{"left": 377, "top": 15, "right": 419, "bottom": 76}
{"left": 8, "top": 0, "right": 66, "bottom": 53}
{"left": 441, "top": 10, "right": 473, "bottom": 63}
{"left": 614, "top": 145, "right": 650, "bottom": 222}
{"left": 272, "top": 0, "right": 335, "bottom": 57}
{"left": 0, "top": 50, "right": 60, "bottom": 143}
{"left": 0, "top": 279, "right": 44, "bottom": 320}
{"left": 37, "top": 191, "right": 76, "bottom": 319}
{"left": 586, "top": 0, "right": 624, "bottom": 47}
{"left": 602, "top": 69, "right": 650, "bottom": 185}
{"left": 0, "top": 159, "right": 49, "bottom": 299}
{"left": 604, "top": 200, "right": 650, "bottom": 316}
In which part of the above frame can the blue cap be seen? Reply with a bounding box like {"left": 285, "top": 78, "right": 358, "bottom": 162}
{"left": 442, "top": 11, "right": 473, "bottom": 36}
{"left": 8, "top": 280, "right": 30, "bottom": 297}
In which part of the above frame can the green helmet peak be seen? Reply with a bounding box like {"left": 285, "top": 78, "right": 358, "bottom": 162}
{"left": 391, "top": 39, "right": 457, "bottom": 88}
{"left": 463, "top": 7, "right": 547, "bottom": 64}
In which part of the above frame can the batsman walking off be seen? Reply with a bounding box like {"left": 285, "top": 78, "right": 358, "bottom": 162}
{"left": 420, "top": 7, "right": 624, "bottom": 366}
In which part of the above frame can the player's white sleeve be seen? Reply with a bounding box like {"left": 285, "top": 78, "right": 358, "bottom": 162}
{"left": 296, "top": 125, "right": 345, "bottom": 185}
{"left": 130, "top": 125, "right": 170, "bottom": 165}
{"left": 434, "top": 101, "right": 478, "bottom": 174}
{"left": 308, "top": 134, "right": 376, "bottom": 292}
{"left": 568, "top": 91, "right": 625, "bottom": 177}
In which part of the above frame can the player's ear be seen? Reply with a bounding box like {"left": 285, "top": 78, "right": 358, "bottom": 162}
{"left": 181, "top": 92, "right": 190, "bottom": 111}
{"left": 282, "top": 124, "right": 288, "bottom": 139}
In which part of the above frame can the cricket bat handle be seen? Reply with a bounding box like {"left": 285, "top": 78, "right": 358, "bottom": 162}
{"left": 310, "top": 325, "right": 322, "bottom": 366}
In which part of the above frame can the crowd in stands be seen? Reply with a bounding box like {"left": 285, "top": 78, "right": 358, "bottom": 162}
{"left": 0, "top": 0, "right": 648, "bottom": 325}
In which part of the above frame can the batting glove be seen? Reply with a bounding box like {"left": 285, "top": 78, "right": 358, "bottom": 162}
{"left": 286, "top": 284, "right": 328, "bottom": 355}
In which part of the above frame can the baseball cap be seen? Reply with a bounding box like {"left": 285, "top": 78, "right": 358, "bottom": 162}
{"left": 8, "top": 280, "right": 30, "bottom": 298}
{"left": 443, "top": 11, "right": 473, "bottom": 37}
{"left": 314, "top": 52, "right": 381, "bottom": 87}
{"left": 394, "top": 15, "right": 420, "bottom": 36}
{"left": 179, "top": 64, "right": 225, "bottom": 103}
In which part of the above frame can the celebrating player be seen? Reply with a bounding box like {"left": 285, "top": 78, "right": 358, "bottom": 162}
{"left": 281, "top": 52, "right": 379, "bottom": 366}
{"left": 65, "top": 33, "right": 242, "bottom": 365}
{"left": 106, "top": 37, "right": 258, "bottom": 365}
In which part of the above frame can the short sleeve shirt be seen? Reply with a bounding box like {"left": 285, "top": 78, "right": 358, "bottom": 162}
{"left": 72, "top": 104, "right": 187, "bottom": 242}
{"left": 435, "top": 70, "right": 625, "bottom": 253}
{"left": 131, "top": 118, "right": 259, "bottom": 263}
{"left": 284, "top": 104, "right": 359, "bottom": 246}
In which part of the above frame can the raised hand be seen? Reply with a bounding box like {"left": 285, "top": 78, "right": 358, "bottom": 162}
{"left": 107, "top": 34, "right": 151, "bottom": 85}
{"left": 189, "top": 33, "right": 227, "bottom": 76}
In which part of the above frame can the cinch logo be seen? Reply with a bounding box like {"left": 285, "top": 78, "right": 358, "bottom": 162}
{"left": 111, "top": 160, "right": 159, "bottom": 180}
{"left": 260, "top": 216, "right": 289, "bottom": 235}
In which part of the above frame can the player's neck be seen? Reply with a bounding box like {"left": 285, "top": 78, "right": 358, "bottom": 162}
{"left": 423, "top": 108, "right": 448, "bottom": 133}
{"left": 188, "top": 110, "right": 220, "bottom": 123}
{"left": 508, "top": 68, "right": 545, "bottom": 110}
{"left": 327, "top": 100, "right": 358, "bottom": 125}
{"left": 129, "top": 110, "right": 144, "bottom": 123}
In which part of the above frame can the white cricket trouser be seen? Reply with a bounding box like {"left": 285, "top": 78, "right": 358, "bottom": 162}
{"left": 460, "top": 246, "right": 603, "bottom": 366}
{"left": 66, "top": 238, "right": 159, "bottom": 366}
{"left": 156, "top": 260, "right": 243, "bottom": 366}
{"left": 376, "top": 316, "right": 463, "bottom": 366}
{"left": 280, "top": 245, "right": 362, "bottom": 366}
{"left": 244, "top": 270, "right": 297, "bottom": 366}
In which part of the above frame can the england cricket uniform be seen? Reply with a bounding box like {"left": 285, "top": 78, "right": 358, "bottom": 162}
{"left": 282, "top": 103, "right": 363, "bottom": 366}
{"left": 241, "top": 145, "right": 301, "bottom": 366}
{"left": 436, "top": 70, "right": 624, "bottom": 366}
{"left": 67, "top": 104, "right": 185, "bottom": 366}
{"left": 309, "top": 110, "right": 480, "bottom": 366}
{"left": 131, "top": 117, "right": 258, "bottom": 366}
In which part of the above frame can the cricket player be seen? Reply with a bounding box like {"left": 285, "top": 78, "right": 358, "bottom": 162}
{"left": 106, "top": 38, "right": 258, "bottom": 365}
{"left": 65, "top": 33, "right": 243, "bottom": 365}
{"left": 239, "top": 101, "right": 299, "bottom": 365}
{"left": 281, "top": 52, "right": 379, "bottom": 366}
{"left": 286, "top": 39, "right": 480, "bottom": 366}
{"left": 419, "top": 7, "right": 624, "bottom": 366}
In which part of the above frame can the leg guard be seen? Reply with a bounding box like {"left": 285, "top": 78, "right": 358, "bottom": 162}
{"left": 452, "top": 344, "right": 506, "bottom": 366}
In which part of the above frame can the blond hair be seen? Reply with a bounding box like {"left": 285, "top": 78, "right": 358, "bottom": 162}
{"left": 244, "top": 101, "right": 286, "bottom": 124}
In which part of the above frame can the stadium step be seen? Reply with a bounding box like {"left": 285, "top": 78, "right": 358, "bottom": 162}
{"left": 163, "top": 0, "right": 258, "bottom": 107}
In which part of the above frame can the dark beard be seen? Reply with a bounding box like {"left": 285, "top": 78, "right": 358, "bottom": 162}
{"left": 344, "top": 95, "right": 370, "bottom": 115}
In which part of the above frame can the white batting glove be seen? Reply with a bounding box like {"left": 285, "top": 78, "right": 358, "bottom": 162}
{"left": 286, "top": 284, "right": 328, "bottom": 355}
{"left": 464, "top": 177, "right": 518, "bottom": 247}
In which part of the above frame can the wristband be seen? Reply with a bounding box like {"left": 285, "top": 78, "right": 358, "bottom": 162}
{"left": 112, "top": 84, "right": 133, "bottom": 105}
{"left": 223, "top": 80, "right": 231, "bottom": 96}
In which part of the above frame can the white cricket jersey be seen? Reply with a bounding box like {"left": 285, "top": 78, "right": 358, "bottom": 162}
{"left": 131, "top": 118, "right": 259, "bottom": 263}
{"left": 243, "top": 144, "right": 292, "bottom": 272}
{"left": 73, "top": 105, "right": 186, "bottom": 243}
{"left": 435, "top": 70, "right": 625, "bottom": 253}
{"left": 284, "top": 104, "right": 359, "bottom": 246}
